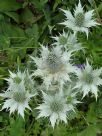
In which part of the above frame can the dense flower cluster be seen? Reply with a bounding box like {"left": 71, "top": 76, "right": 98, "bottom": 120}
{"left": 0, "top": 0, "right": 101, "bottom": 128}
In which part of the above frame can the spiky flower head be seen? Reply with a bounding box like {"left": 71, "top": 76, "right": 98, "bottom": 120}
{"left": 0, "top": 83, "right": 35, "bottom": 118}
{"left": 30, "top": 45, "right": 75, "bottom": 89}
{"left": 74, "top": 60, "right": 102, "bottom": 100}
{"left": 60, "top": 0, "right": 99, "bottom": 38}
{"left": 5, "top": 69, "right": 26, "bottom": 91}
{"left": 36, "top": 91, "right": 76, "bottom": 128}
{"left": 52, "top": 30, "right": 83, "bottom": 52}
{"left": 52, "top": 30, "right": 68, "bottom": 46}
{"left": 63, "top": 85, "right": 80, "bottom": 106}
{"left": 5, "top": 69, "right": 36, "bottom": 95}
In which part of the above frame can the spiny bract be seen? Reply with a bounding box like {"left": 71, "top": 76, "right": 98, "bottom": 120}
{"left": 0, "top": 83, "right": 35, "bottom": 118}
{"left": 30, "top": 45, "right": 75, "bottom": 89}
{"left": 74, "top": 60, "right": 102, "bottom": 100}
{"left": 36, "top": 91, "right": 78, "bottom": 128}
{"left": 52, "top": 30, "right": 83, "bottom": 52}
{"left": 60, "top": 0, "right": 99, "bottom": 38}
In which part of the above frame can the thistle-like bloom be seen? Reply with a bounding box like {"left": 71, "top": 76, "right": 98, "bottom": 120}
{"left": 30, "top": 45, "right": 75, "bottom": 89}
{"left": 60, "top": 0, "right": 99, "bottom": 38}
{"left": 5, "top": 69, "right": 26, "bottom": 91}
{"left": 74, "top": 60, "right": 102, "bottom": 99}
{"left": 0, "top": 84, "right": 35, "bottom": 118}
{"left": 5, "top": 69, "right": 36, "bottom": 95}
{"left": 52, "top": 31, "right": 83, "bottom": 52}
{"left": 64, "top": 85, "right": 80, "bottom": 106}
{"left": 36, "top": 91, "right": 75, "bottom": 128}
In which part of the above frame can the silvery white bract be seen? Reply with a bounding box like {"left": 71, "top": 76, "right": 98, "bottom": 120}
{"left": 52, "top": 30, "right": 83, "bottom": 52}
{"left": 0, "top": 83, "right": 35, "bottom": 118}
{"left": 52, "top": 30, "right": 68, "bottom": 46}
{"left": 74, "top": 60, "right": 102, "bottom": 100}
{"left": 5, "top": 69, "right": 26, "bottom": 91}
{"left": 30, "top": 45, "right": 75, "bottom": 89}
{"left": 64, "top": 85, "right": 80, "bottom": 107}
{"left": 60, "top": 0, "right": 99, "bottom": 38}
{"left": 36, "top": 91, "right": 75, "bottom": 128}
{"left": 24, "top": 70, "right": 37, "bottom": 94}
{"left": 5, "top": 69, "right": 36, "bottom": 95}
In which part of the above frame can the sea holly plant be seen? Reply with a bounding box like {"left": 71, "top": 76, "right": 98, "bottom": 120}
{"left": 5, "top": 69, "right": 26, "bottom": 91}
{"left": 0, "top": 69, "right": 37, "bottom": 118}
{"left": 60, "top": 0, "right": 100, "bottom": 38}
{"left": 0, "top": 0, "right": 102, "bottom": 130}
{"left": 5, "top": 69, "right": 37, "bottom": 94}
{"left": 30, "top": 45, "right": 75, "bottom": 89}
{"left": 74, "top": 60, "right": 102, "bottom": 100}
{"left": 36, "top": 90, "right": 79, "bottom": 128}
{"left": 0, "top": 83, "right": 35, "bottom": 118}
{"left": 52, "top": 30, "right": 83, "bottom": 52}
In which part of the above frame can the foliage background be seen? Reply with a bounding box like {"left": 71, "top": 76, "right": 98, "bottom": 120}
{"left": 0, "top": 0, "right": 102, "bottom": 135}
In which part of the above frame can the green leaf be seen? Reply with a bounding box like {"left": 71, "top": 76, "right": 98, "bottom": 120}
{"left": 96, "top": 98, "right": 102, "bottom": 119}
{"left": 77, "top": 125, "right": 98, "bottom": 136}
{"left": 88, "top": 0, "right": 96, "bottom": 7}
{"left": 0, "top": 21, "right": 25, "bottom": 39}
{"left": 53, "top": 124, "right": 68, "bottom": 136}
{"left": 0, "top": 116, "right": 3, "bottom": 122}
{"left": 20, "top": 8, "right": 34, "bottom": 24}
{"left": 86, "top": 102, "right": 97, "bottom": 123}
{"left": 31, "top": 0, "right": 48, "bottom": 11}
{"left": 0, "top": 35, "right": 10, "bottom": 50}
{"left": 53, "top": 0, "right": 61, "bottom": 11}
{"left": 0, "top": 132, "right": 4, "bottom": 136}
{"left": 9, "top": 117, "right": 25, "bottom": 136}
{"left": 98, "top": 2, "right": 102, "bottom": 14}
{"left": 3, "top": 11, "right": 19, "bottom": 23}
{"left": 25, "top": 24, "right": 39, "bottom": 47}
{"left": 0, "top": 0, "right": 22, "bottom": 11}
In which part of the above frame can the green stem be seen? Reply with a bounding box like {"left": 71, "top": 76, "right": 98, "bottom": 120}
{"left": 93, "top": 0, "right": 102, "bottom": 24}
{"left": 25, "top": 118, "right": 35, "bottom": 136}
{"left": 82, "top": 115, "right": 89, "bottom": 126}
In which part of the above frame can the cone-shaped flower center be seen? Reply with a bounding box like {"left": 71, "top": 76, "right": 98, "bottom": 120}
{"left": 13, "top": 91, "right": 26, "bottom": 103}
{"left": 59, "top": 36, "right": 67, "bottom": 45}
{"left": 14, "top": 76, "right": 22, "bottom": 84}
{"left": 50, "top": 100, "right": 63, "bottom": 112}
{"left": 47, "top": 53, "right": 63, "bottom": 73}
{"left": 75, "top": 12, "right": 85, "bottom": 27}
